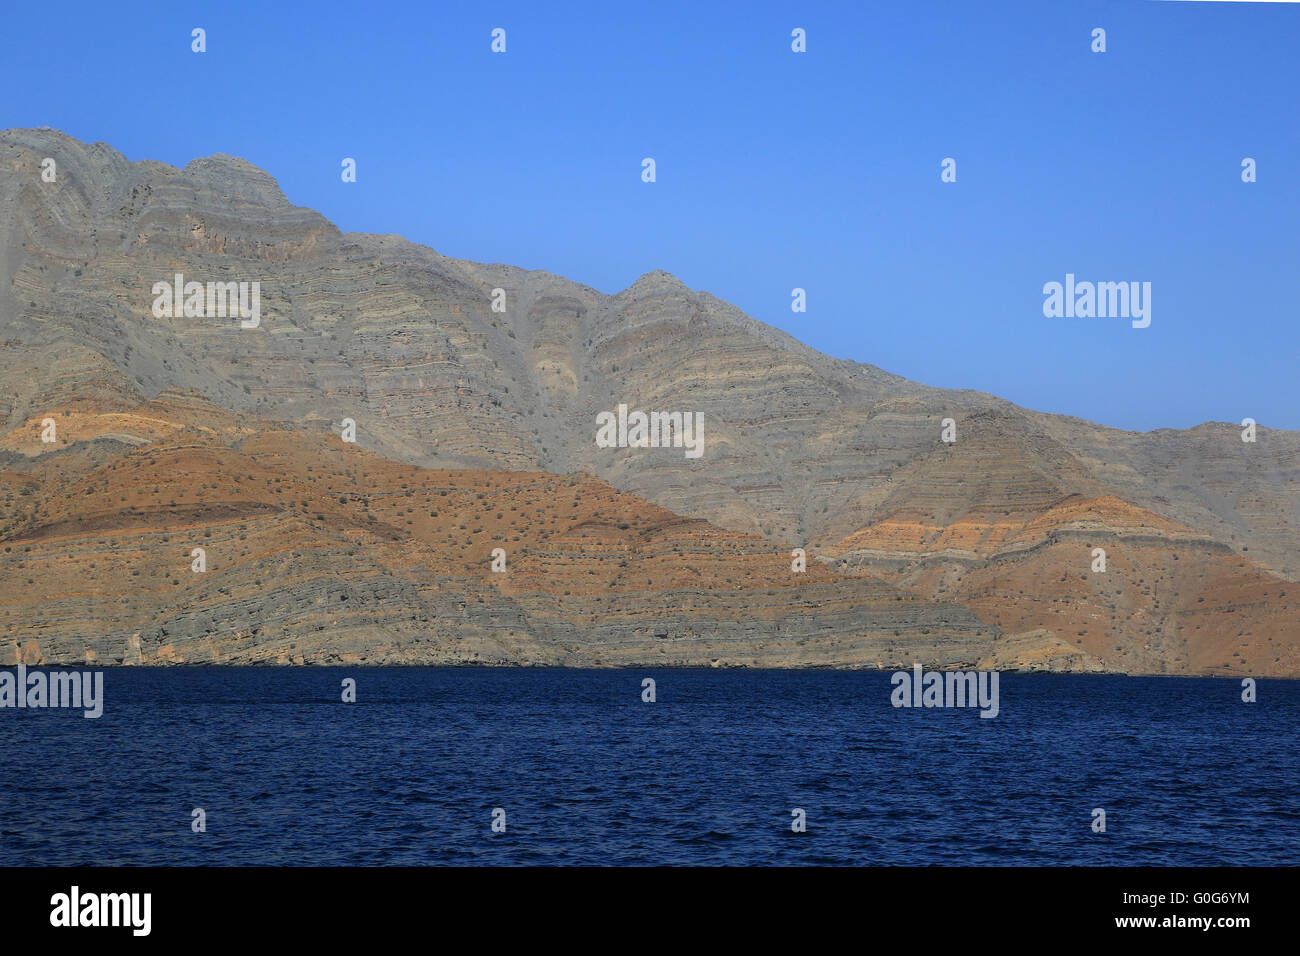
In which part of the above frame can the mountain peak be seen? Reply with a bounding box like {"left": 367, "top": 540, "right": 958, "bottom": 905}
{"left": 621, "top": 270, "right": 691, "bottom": 297}
{"left": 180, "top": 153, "right": 292, "bottom": 207}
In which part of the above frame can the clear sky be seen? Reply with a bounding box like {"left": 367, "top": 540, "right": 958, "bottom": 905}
{"left": 3, "top": 0, "right": 1297, "bottom": 431}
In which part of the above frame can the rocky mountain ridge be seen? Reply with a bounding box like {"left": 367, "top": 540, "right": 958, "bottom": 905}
{"left": 1, "top": 128, "right": 1294, "bottom": 674}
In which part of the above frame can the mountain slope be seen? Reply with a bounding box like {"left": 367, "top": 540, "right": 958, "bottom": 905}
{"left": 0, "top": 392, "right": 1000, "bottom": 667}
{"left": 1, "top": 127, "right": 1295, "bottom": 674}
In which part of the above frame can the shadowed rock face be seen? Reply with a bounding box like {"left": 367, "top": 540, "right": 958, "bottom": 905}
{"left": 0, "top": 128, "right": 1295, "bottom": 674}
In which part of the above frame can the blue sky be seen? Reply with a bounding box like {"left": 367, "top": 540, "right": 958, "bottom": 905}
{"left": 3, "top": 0, "right": 1297, "bottom": 431}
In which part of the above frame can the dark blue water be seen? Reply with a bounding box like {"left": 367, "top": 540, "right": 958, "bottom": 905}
{"left": 1, "top": 669, "right": 1295, "bottom": 865}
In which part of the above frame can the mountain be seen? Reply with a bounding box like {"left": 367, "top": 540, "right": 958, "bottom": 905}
{"left": 1, "top": 128, "right": 1295, "bottom": 674}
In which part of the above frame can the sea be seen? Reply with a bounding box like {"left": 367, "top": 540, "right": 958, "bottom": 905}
{"left": 1, "top": 668, "right": 1294, "bottom": 865}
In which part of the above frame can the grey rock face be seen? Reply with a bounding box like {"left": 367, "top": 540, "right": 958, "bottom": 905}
{"left": 1, "top": 128, "right": 1295, "bottom": 673}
